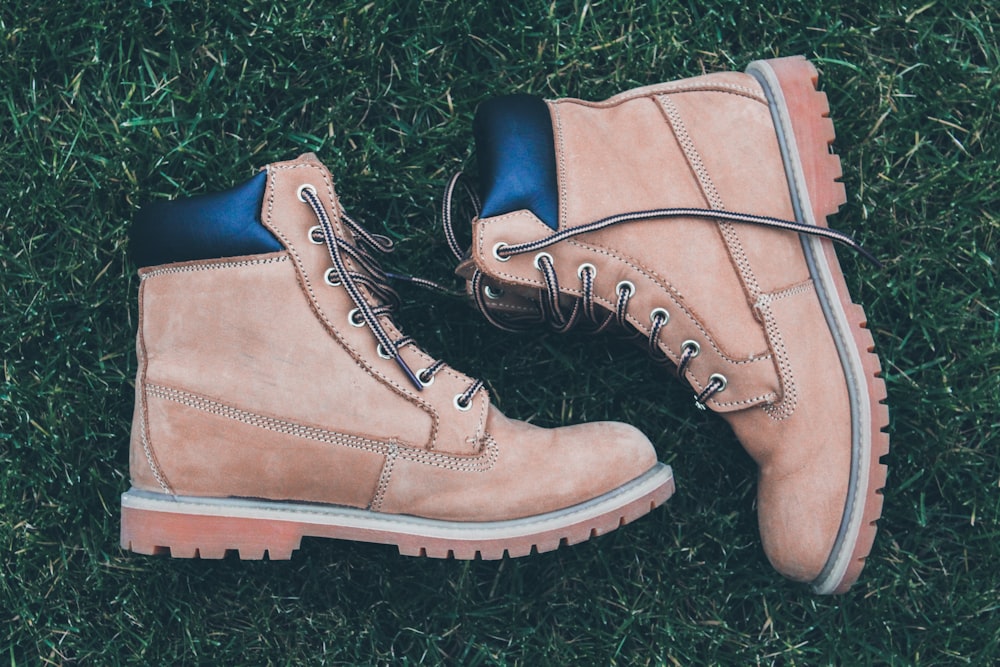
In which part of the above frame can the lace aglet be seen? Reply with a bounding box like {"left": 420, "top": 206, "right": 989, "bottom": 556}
{"left": 395, "top": 355, "right": 424, "bottom": 391}
{"left": 859, "top": 246, "right": 884, "bottom": 270}
{"left": 839, "top": 238, "right": 884, "bottom": 269}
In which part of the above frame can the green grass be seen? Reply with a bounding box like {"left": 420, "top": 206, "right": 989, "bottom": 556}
{"left": 2, "top": 0, "right": 998, "bottom": 663}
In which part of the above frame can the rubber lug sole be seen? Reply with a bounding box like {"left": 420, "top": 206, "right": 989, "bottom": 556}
{"left": 121, "top": 463, "right": 674, "bottom": 560}
{"left": 746, "top": 56, "right": 889, "bottom": 594}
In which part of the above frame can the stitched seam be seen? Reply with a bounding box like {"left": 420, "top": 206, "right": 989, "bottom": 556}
{"left": 369, "top": 442, "right": 397, "bottom": 511}
{"left": 754, "top": 280, "right": 814, "bottom": 418}
{"left": 485, "top": 300, "right": 540, "bottom": 315}
{"left": 138, "top": 386, "right": 171, "bottom": 493}
{"left": 764, "top": 279, "right": 814, "bottom": 302}
{"left": 550, "top": 100, "right": 570, "bottom": 230}
{"left": 264, "top": 162, "right": 487, "bottom": 451}
{"left": 139, "top": 254, "right": 288, "bottom": 281}
{"left": 656, "top": 93, "right": 779, "bottom": 409}
{"left": 657, "top": 94, "right": 763, "bottom": 300}
{"left": 659, "top": 96, "right": 724, "bottom": 210}
{"left": 146, "top": 384, "right": 499, "bottom": 472}
{"left": 133, "top": 459, "right": 644, "bottom": 529}
{"left": 478, "top": 216, "right": 769, "bottom": 369}
{"left": 549, "top": 81, "right": 768, "bottom": 108}
{"left": 134, "top": 281, "right": 172, "bottom": 494}
{"left": 271, "top": 164, "right": 442, "bottom": 436}
{"left": 755, "top": 293, "right": 798, "bottom": 420}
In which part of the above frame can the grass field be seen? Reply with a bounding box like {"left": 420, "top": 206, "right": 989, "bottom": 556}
{"left": 2, "top": 0, "right": 998, "bottom": 663}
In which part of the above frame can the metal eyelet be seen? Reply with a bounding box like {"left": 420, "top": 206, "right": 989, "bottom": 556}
{"left": 681, "top": 340, "right": 701, "bottom": 357}
{"left": 492, "top": 242, "right": 511, "bottom": 262}
{"left": 309, "top": 225, "right": 325, "bottom": 244}
{"left": 417, "top": 369, "right": 435, "bottom": 387}
{"left": 484, "top": 285, "right": 504, "bottom": 300}
{"left": 348, "top": 308, "right": 365, "bottom": 327}
{"left": 453, "top": 394, "right": 472, "bottom": 412}
{"left": 533, "top": 252, "right": 554, "bottom": 270}
{"left": 650, "top": 308, "right": 670, "bottom": 325}
{"left": 376, "top": 343, "right": 393, "bottom": 360}
{"left": 616, "top": 280, "right": 636, "bottom": 297}
{"left": 709, "top": 373, "right": 728, "bottom": 392}
{"left": 323, "top": 268, "right": 341, "bottom": 287}
{"left": 296, "top": 183, "right": 317, "bottom": 202}
{"left": 577, "top": 263, "right": 597, "bottom": 279}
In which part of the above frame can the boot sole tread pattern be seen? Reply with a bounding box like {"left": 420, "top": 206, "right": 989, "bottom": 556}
{"left": 748, "top": 56, "right": 890, "bottom": 594}
{"left": 120, "top": 464, "right": 674, "bottom": 561}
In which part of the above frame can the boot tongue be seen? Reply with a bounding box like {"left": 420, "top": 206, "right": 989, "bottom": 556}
{"left": 473, "top": 94, "right": 559, "bottom": 229}
{"left": 291, "top": 152, "right": 323, "bottom": 166}
{"left": 455, "top": 257, "right": 476, "bottom": 281}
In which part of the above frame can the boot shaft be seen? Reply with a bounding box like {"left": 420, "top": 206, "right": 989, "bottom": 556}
{"left": 129, "top": 155, "right": 492, "bottom": 500}
{"left": 467, "top": 68, "right": 821, "bottom": 411}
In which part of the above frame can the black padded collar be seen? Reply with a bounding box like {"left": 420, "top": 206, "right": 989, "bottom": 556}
{"left": 473, "top": 94, "right": 559, "bottom": 229}
{"left": 131, "top": 171, "right": 281, "bottom": 268}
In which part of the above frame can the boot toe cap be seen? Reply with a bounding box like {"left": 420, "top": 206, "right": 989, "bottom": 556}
{"left": 379, "top": 407, "right": 661, "bottom": 523}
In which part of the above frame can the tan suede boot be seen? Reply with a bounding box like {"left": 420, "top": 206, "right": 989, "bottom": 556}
{"left": 451, "top": 57, "right": 888, "bottom": 592}
{"left": 121, "top": 153, "right": 674, "bottom": 560}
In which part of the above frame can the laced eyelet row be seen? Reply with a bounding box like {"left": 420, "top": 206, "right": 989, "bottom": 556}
{"left": 299, "top": 181, "right": 484, "bottom": 409}
{"left": 676, "top": 340, "right": 728, "bottom": 407}
{"left": 519, "top": 248, "right": 729, "bottom": 407}
{"left": 450, "top": 176, "right": 879, "bottom": 413}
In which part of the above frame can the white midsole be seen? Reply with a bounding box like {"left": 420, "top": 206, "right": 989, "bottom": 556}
{"left": 122, "top": 463, "right": 673, "bottom": 542}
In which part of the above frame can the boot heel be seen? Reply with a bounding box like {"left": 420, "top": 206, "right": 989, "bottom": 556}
{"left": 748, "top": 56, "right": 848, "bottom": 224}
{"left": 121, "top": 500, "right": 303, "bottom": 560}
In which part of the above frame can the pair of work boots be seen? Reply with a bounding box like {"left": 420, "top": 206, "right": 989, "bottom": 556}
{"left": 121, "top": 56, "right": 888, "bottom": 594}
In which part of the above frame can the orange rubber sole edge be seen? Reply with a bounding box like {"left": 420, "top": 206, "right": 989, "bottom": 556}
{"left": 756, "top": 56, "right": 890, "bottom": 594}
{"left": 121, "top": 464, "right": 675, "bottom": 561}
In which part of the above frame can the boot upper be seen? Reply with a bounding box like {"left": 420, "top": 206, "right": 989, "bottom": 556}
{"left": 129, "top": 153, "right": 659, "bottom": 524}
